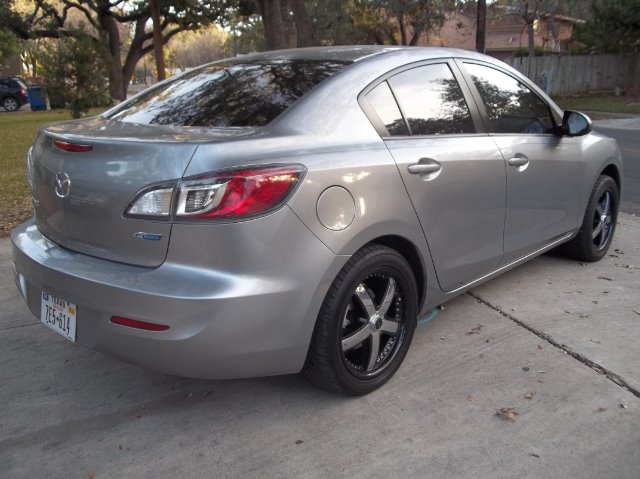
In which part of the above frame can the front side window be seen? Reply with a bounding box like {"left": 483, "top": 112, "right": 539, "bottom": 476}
{"left": 464, "top": 63, "right": 555, "bottom": 134}
{"left": 104, "top": 60, "right": 350, "bottom": 127}
{"left": 388, "top": 63, "right": 475, "bottom": 136}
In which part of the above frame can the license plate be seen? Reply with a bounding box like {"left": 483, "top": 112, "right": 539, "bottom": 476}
{"left": 40, "top": 292, "right": 76, "bottom": 342}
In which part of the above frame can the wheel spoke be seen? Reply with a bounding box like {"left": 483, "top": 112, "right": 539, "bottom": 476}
{"left": 601, "top": 192, "right": 610, "bottom": 216}
{"left": 592, "top": 222, "right": 602, "bottom": 240}
{"left": 367, "top": 332, "right": 381, "bottom": 371}
{"left": 377, "top": 277, "right": 396, "bottom": 317}
{"left": 598, "top": 225, "right": 609, "bottom": 249}
{"left": 354, "top": 284, "right": 376, "bottom": 318}
{"left": 380, "top": 319, "right": 399, "bottom": 335}
{"left": 341, "top": 324, "right": 371, "bottom": 351}
{"left": 595, "top": 205, "right": 603, "bottom": 218}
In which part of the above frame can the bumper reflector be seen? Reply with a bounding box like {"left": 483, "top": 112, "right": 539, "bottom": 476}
{"left": 110, "top": 316, "right": 170, "bottom": 331}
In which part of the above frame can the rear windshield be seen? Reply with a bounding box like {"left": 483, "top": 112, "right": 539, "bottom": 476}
{"left": 104, "top": 59, "right": 350, "bottom": 127}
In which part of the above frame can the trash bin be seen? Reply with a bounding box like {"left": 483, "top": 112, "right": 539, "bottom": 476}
{"left": 27, "top": 86, "right": 48, "bottom": 111}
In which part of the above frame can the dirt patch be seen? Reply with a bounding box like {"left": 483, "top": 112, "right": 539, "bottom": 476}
{"left": 0, "top": 198, "right": 32, "bottom": 238}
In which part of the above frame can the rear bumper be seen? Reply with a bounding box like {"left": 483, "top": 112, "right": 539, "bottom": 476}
{"left": 11, "top": 210, "right": 347, "bottom": 379}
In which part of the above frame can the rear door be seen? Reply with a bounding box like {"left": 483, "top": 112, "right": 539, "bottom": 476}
{"left": 458, "top": 61, "right": 584, "bottom": 263}
{"left": 361, "top": 61, "right": 506, "bottom": 292}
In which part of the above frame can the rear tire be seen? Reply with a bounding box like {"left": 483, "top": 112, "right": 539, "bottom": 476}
{"left": 2, "top": 97, "right": 19, "bottom": 112}
{"left": 303, "top": 244, "right": 418, "bottom": 395}
{"left": 561, "top": 175, "right": 618, "bottom": 262}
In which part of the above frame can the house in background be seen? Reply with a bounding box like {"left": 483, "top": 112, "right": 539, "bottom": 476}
{"left": 426, "top": 11, "right": 583, "bottom": 60}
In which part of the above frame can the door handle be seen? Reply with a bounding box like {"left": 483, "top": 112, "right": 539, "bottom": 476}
{"left": 507, "top": 157, "right": 529, "bottom": 167}
{"left": 408, "top": 160, "right": 442, "bottom": 175}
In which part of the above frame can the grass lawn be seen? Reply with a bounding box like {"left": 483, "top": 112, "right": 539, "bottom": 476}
{"left": 553, "top": 94, "right": 640, "bottom": 118}
{"left": 0, "top": 108, "right": 105, "bottom": 237}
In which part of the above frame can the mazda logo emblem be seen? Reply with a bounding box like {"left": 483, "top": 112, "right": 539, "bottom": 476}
{"left": 54, "top": 172, "right": 71, "bottom": 198}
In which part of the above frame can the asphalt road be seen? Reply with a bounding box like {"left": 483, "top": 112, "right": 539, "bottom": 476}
{"left": 594, "top": 126, "right": 640, "bottom": 215}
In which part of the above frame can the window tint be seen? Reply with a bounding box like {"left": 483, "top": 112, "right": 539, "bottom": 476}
{"left": 388, "top": 63, "right": 474, "bottom": 136}
{"left": 366, "top": 81, "right": 409, "bottom": 136}
{"left": 464, "top": 63, "right": 555, "bottom": 134}
{"left": 105, "top": 60, "right": 349, "bottom": 127}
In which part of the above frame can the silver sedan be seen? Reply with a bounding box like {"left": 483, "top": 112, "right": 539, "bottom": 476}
{"left": 12, "top": 46, "right": 622, "bottom": 394}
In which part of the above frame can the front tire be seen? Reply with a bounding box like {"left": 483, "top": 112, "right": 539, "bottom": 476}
{"left": 562, "top": 175, "right": 619, "bottom": 262}
{"left": 303, "top": 244, "right": 418, "bottom": 395}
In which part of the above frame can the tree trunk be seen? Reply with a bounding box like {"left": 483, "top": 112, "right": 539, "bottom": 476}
{"left": 476, "top": 0, "right": 486, "bottom": 53}
{"left": 150, "top": 0, "right": 165, "bottom": 81}
{"left": 99, "top": 14, "right": 126, "bottom": 100}
{"left": 256, "top": 0, "right": 289, "bottom": 50}
{"left": 527, "top": 20, "right": 535, "bottom": 57}
{"left": 290, "top": 0, "right": 314, "bottom": 47}
{"left": 398, "top": 12, "right": 408, "bottom": 45}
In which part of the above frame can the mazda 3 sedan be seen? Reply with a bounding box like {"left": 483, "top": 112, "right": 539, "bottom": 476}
{"left": 12, "top": 46, "right": 622, "bottom": 394}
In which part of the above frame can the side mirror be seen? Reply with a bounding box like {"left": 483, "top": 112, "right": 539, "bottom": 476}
{"left": 562, "top": 110, "right": 592, "bottom": 137}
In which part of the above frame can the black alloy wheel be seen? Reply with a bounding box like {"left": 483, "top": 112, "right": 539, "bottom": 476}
{"left": 562, "top": 175, "right": 619, "bottom": 262}
{"left": 304, "top": 244, "right": 418, "bottom": 395}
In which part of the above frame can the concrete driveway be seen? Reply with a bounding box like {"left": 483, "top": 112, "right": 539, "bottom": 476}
{"left": 1, "top": 215, "right": 639, "bottom": 478}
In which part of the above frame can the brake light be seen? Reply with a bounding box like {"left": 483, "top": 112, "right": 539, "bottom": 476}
{"left": 175, "top": 165, "right": 305, "bottom": 220}
{"left": 19, "top": 88, "right": 26, "bottom": 96}
{"left": 124, "top": 165, "right": 305, "bottom": 220}
{"left": 53, "top": 140, "right": 93, "bottom": 152}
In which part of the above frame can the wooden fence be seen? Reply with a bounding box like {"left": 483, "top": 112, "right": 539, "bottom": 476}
{"left": 503, "top": 54, "right": 640, "bottom": 96}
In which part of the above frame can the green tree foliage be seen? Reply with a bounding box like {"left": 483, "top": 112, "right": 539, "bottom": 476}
{"left": 1, "top": 0, "right": 229, "bottom": 100}
{"left": 0, "top": 28, "right": 22, "bottom": 64}
{"left": 574, "top": 0, "right": 640, "bottom": 53}
{"left": 40, "top": 32, "right": 111, "bottom": 117}
{"left": 352, "top": 0, "right": 455, "bottom": 45}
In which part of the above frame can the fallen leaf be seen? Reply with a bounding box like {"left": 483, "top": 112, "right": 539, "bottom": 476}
{"left": 593, "top": 407, "right": 607, "bottom": 413}
{"left": 467, "top": 324, "right": 484, "bottom": 335}
{"left": 530, "top": 453, "right": 540, "bottom": 459}
{"left": 537, "top": 344, "right": 543, "bottom": 350}
{"left": 496, "top": 407, "right": 519, "bottom": 421}
{"left": 598, "top": 276, "right": 613, "bottom": 281}
{"left": 619, "top": 403, "right": 628, "bottom": 409}
{"left": 522, "top": 366, "right": 530, "bottom": 372}
{"left": 295, "top": 439, "right": 304, "bottom": 445}
{"left": 537, "top": 379, "right": 544, "bottom": 384}
{"left": 614, "top": 249, "right": 624, "bottom": 254}
{"left": 89, "top": 472, "right": 96, "bottom": 479}
{"left": 467, "top": 394, "right": 475, "bottom": 401}
{"left": 524, "top": 392, "right": 535, "bottom": 399}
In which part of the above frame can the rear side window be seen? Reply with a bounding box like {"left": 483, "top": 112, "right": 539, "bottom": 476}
{"left": 388, "top": 63, "right": 475, "bottom": 136}
{"left": 464, "top": 63, "right": 555, "bottom": 134}
{"left": 105, "top": 60, "right": 349, "bottom": 127}
{"left": 366, "top": 81, "right": 409, "bottom": 136}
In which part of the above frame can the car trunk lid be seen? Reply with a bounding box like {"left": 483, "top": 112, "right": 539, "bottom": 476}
{"left": 29, "top": 117, "right": 258, "bottom": 267}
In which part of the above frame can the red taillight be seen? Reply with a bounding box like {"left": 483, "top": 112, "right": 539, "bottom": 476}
{"left": 110, "top": 316, "right": 170, "bottom": 331}
{"left": 53, "top": 140, "right": 93, "bottom": 152}
{"left": 176, "top": 165, "right": 305, "bottom": 220}
{"left": 19, "top": 88, "right": 26, "bottom": 96}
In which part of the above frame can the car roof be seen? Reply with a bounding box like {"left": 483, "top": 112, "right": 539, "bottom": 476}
{"left": 222, "top": 45, "right": 491, "bottom": 65}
